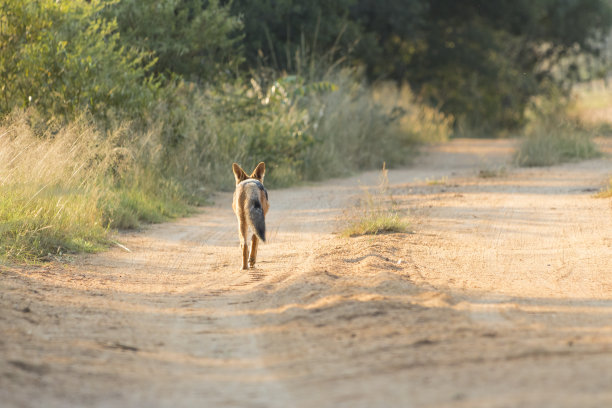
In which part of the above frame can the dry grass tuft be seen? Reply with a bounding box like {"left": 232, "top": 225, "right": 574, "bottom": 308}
{"left": 595, "top": 179, "right": 612, "bottom": 198}
{"left": 514, "top": 116, "right": 600, "bottom": 167}
{"left": 342, "top": 164, "right": 409, "bottom": 237}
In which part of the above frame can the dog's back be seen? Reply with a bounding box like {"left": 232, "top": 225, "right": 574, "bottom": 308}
{"left": 234, "top": 179, "right": 268, "bottom": 242}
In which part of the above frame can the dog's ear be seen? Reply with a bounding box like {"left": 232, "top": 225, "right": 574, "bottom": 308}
{"left": 232, "top": 163, "right": 248, "bottom": 184}
{"left": 251, "top": 162, "right": 265, "bottom": 182}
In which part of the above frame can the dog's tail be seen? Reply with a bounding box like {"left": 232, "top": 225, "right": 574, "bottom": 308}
{"left": 247, "top": 198, "right": 266, "bottom": 242}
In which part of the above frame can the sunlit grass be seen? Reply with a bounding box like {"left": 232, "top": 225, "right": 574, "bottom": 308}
{"left": 569, "top": 82, "right": 612, "bottom": 127}
{"left": 595, "top": 179, "right": 612, "bottom": 198}
{"left": 425, "top": 176, "right": 448, "bottom": 185}
{"left": 0, "top": 113, "right": 190, "bottom": 263}
{"left": 342, "top": 211, "right": 409, "bottom": 237}
{"left": 514, "top": 116, "right": 600, "bottom": 167}
{"left": 342, "top": 164, "right": 409, "bottom": 237}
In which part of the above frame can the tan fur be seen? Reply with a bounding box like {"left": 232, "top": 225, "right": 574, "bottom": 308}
{"left": 232, "top": 162, "right": 269, "bottom": 270}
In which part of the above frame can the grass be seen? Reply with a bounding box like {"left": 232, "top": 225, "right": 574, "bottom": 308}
{"left": 478, "top": 167, "right": 506, "bottom": 178}
{"left": 342, "top": 164, "right": 409, "bottom": 237}
{"left": 567, "top": 82, "right": 612, "bottom": 199}
{"left": 0, "top": 113, "right": 190, "bottom": 263}
{"left": 425, "top": 176, "right": 448, "bottom": 185}
{"left": 595, "top": 179, "right": 612, "bottom": 198}
{"left": 568, "top": 81, "right": 612, "bottom": 135}
{"left": 514, "top": 116, "right": 601, "bottom": 167}
{"left": 342, "top": 211, "right": 409, "bottom": 237}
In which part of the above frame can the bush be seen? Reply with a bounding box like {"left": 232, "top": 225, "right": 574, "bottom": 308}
{"left": 140, "top": 71, "right": 450, "bottom": 191}
{"left": 514, "top": 115, "right": 601, "bottom": 167}
{"left": 0, "top": 0, "right": 156, "bottom": 120}
{"left": 109, "top": 0, "right": 243, "bottom": 82}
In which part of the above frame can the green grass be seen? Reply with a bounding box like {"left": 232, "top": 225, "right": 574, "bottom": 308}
{"left": 99, "top": 174, "right": 191, "bottom": 229}
{"left": 514, "top": 116, "right": 601, "bottom": 167}
{"left": 0, "top": 187, "right": 109, "bottom": 262}
{"left": 0, "top": 113, "right": 190, "bottom": 263}
{"left": 342, "top": 211, "right": 409, "bottom": 237}
{"left": 342, "top": 164, "right": 409, "bottom": 237}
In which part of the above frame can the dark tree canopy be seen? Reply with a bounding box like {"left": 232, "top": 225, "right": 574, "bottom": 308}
{"left": 3, "top": 0, "right": 611, "bottom": 131}
{"left": 109, "top": 0, "right": 243, "bottom": 81}
{"left": 229, "top": 0, "right": 612, "bottom": 132}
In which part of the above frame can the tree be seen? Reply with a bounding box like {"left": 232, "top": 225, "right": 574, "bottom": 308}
{"left": 230, "top": 0, "right": 364, "bottom": 77}
{"left": 231, "top": 0, "right": 612, "bottom": 133}
{"left": 109, "top": 0, "right": 243, "bottom": 82}
{"left": 353, "top": 0, "right": 612, "bottom": 132}
{"left": 0, "top": 0, "right": 155, "bottom": 119}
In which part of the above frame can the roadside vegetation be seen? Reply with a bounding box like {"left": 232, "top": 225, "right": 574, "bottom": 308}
{"left": 568, "top": 83, "right": 612, "bottom": 196}
{"left": 1, "top": 0, "right": 610, "bottom": 261}
{"left": 514, "top": 115, "right": 601, "bottom": 167}
{"left": 0, "top": 113, "right": 190, "bottom": 261}
{"left": 342, "top": 164, "right": 409, "bottom": 237}
{"left": 596, "top": 181, "right": 612, "bottom": 198}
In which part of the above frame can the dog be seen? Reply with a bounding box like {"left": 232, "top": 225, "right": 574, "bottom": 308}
{"left": 232, "top": 162, "right": 269, "bottom": 270}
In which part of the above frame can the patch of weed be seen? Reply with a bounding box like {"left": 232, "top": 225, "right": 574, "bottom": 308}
{"left": 342, "top": 164, "right": 409, "bottom": 237}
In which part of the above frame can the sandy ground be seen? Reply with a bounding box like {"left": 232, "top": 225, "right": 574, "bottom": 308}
{"left": 2, "top": 138, "right": 612, "bottom": 408}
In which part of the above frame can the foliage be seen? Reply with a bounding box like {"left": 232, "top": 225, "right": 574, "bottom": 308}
{"left": 342, "top": 164, "right": 409, "bottom": 237}
{"left": 230, "top": 0, "right": 612, "bottom": 133}
{"left": 4, "top": 0, "right": 610, "bottom": 132}
{"left": 142, "top": 70, "right": 443, "bottom": 190}
{"left": 371, "top": 82, "right": 451, "bottom": 144}
{"left": 108, "top": 0, "right": 243, "bottom": 82}
{"left": 354, "top": 0, "right": 612, "bottom": 133}
{"left": 0, "top": 0, "right": 156, "bottom": 119}
{"left": 514, "top": 115, "right": 601, "bottom": 167}
{"left": 230, "top": 0, "right": 363, "bottom": 76}
{"left": 296, "top": 73, "right": 445, "bottom": 181}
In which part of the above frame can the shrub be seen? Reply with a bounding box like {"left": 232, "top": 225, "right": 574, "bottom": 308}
{"left": 109, "top": 0, "right": 243, "bottom": 82}
{"left": 0, "top": 0, "right": 156, "bottom": 120}
{"left": 141, "top": 71, "right": 450, "bottom": 191}
{"left": 514, "top": 115, "right": 600, "bottom": 167}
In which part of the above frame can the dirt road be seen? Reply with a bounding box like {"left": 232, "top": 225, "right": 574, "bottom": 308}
{"left": 2, "top": 139, "right": 612, "bottom": 408}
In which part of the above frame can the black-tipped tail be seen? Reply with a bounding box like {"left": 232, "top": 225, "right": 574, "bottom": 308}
{"left": 248, "top": 200, "right": 266, "bottom": 242}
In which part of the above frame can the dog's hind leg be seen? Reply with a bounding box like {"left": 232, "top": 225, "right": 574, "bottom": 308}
{"left": 248, "top": 234, "right": 259, "bottom": 268}
{"left": 239, "top": 219, "right": 249, "bottom": 270}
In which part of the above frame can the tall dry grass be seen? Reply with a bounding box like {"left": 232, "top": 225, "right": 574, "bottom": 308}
{"left": 568, "top": 81, "right": 612, "bottom": 197}
{"left": 568, "top": 81, "right": 612, "bottom": 133}
{"left": 514, "top": 114, "right": 601, "bottom": 167}
{"left": 0, "top": 114, "right": 109, "bottom": 260}
{"left": 0, "top": 112, "right": 188, "bottom": 262}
